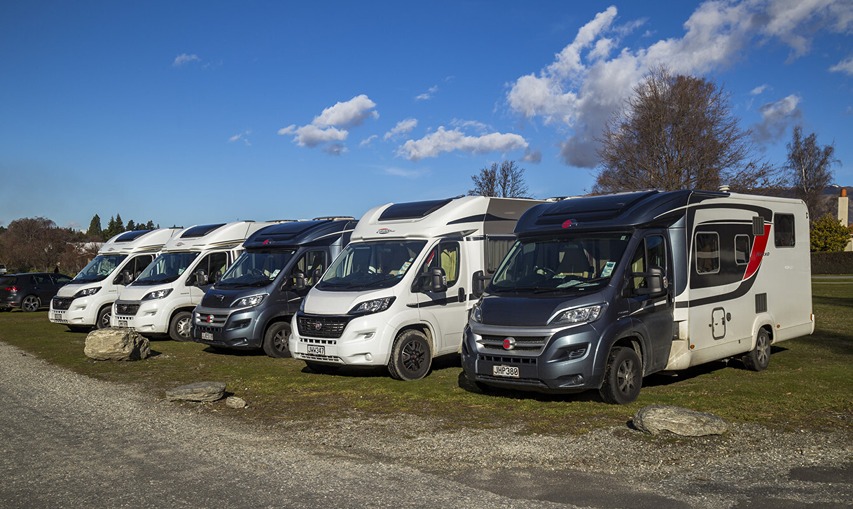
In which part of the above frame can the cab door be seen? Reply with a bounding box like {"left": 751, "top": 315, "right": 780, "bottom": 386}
{"left": 624, "top": 232, "right": 674, "bottom": 372}
{"left": 414, "top": 240, "right": 468, "bottom": 354}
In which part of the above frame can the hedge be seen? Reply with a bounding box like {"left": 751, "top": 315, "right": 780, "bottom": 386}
{"left": 811, "top": 251, "right": 853, "bottom": 274}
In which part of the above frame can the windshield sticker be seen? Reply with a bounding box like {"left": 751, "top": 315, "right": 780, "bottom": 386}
{"left": 601, "top": 261, "right": 616, "bottom": 278}
{"left": 271, "top": 269, "right": 280, "bottom": 278}
{"left": 399, "top": 261, "right": 411, "bottom": 273}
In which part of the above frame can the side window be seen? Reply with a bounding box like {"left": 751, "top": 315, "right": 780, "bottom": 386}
{"left": 33, "top": 274, "right": 49, "bottom": 285}
{"left": 774, "top": 213, "right": 795, "bottom": 247}
{"left": 294, "top": 250, "right": 327, "bottom": 286}
{"left": 630, "top": 235, "right": 666, "bottom": 289}
{"left": 421, "top": 241, "right": 460, "bottom": 287}
{"left": 734, "top": 235, "right": 750, "bottom": 265}
{"left": 193, "top": 252, "right": 228, "bottom": 285}
{"left": 695, "top": 232, "right": 720, "bottom": 274}
{"left": 485, "top": 237, "right": 514, "bottom": 274}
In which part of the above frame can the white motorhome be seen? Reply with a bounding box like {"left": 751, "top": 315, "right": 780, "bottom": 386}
{"left": 50, "top": 229, "right": 180, "bottom": 331}
{"left": 289, "top": 196, "right": 543, "bottom": 380}
{"left": 461, "top": 190, "right": 814, "bottom": 403}
{"left": 112, "top": 221, "right": 275, "bottom": 341}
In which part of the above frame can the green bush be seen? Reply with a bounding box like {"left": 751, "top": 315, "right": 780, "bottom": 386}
{"left": 810, "top": 214, "right": 851, "bottom": 252}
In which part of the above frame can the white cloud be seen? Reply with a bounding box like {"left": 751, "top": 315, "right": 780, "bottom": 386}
{"left": 360, "top": 134, "right": 379, "bottom": 147}
{"left": 753, "top": 94, "right": 802, "bottom": 142}
{"left": 829, "top": 56, "right": 853, "bottom": 75}
{"left": 416, "top": 85, "right": 439, "bottom": 101}
{"left": 172, "top": 53, "right": 200, "bottom": 67}
{"left": 507, "top": 0, "right": 853, "bottom": 168}
{"left": 384, "top": 118, "right": 418, "bottom": 140}
{"left": 278, "top": 95, "right": 378, "bottom": 153}
{"left": 751, "top": 84, "right": 769, "bottom": 95}
{"left": 228, "top": 130, "right": 251, "bottom": 146}
{"left": 313, "top": 94, "right": 378, "bottom": 128}
{"left": 397, "top": 127, "right": 528, "bottom": 161}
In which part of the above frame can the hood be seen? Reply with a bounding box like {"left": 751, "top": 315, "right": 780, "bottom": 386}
{"left": 201, "top": 287, "right": 272, "bottom": 308}
{"left": 479, "top": 291, "right": 604, "bottom": 327}
{"left": 303, "top": 288, "right": 394, "bottom": 316}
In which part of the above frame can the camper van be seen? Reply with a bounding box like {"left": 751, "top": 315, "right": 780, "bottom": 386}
{"left": 461, "top": 190, "right": 813, "bottom": 403}
{"left": 192, "top": 217, "right": 356, "bottom": 357}
{"left": 112, "top": 221, "right": 276, "bottom": 341}
{"left": 289, "top": 196, "right": 543, "bottom": 380}
{"left": 50, "top": 229, "right": 179, "bottom": 331}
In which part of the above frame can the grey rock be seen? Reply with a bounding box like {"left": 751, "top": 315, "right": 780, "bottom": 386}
{"left": 633, "top": 404, "right": 729, "bottom": 436}
{"left": 84, "top": 328, "right": 151, "bottom": 361}
{"left": 226, "top": 396, "right": 247, "bottom": 409}
{"left": 165, "top": 381, "right": 226, "bottom": 402}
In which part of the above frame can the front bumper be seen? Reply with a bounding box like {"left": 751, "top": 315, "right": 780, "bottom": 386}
{"left": 192, "top": 305, "right": 264, "bottom": 350}
{"left": 461, "top": 322, "right": 604, "bottom": 394}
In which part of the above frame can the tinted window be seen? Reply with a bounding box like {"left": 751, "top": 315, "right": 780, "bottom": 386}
{"left": 735, "top": 235, "right": 750, "bottom": 265}
{"left": 695, "top": 232, "right": 720, "bottom": 274}
{"left": 774, "top": 214, "right": 795, "bottom": 247}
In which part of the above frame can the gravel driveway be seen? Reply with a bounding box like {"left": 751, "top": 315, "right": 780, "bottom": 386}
{"left": 0, "top": 341, "right": 850, "bottom": 508}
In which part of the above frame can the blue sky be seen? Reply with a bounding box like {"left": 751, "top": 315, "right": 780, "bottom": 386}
{"left": 1, "top": 0, "right": 851, "bottom": 230}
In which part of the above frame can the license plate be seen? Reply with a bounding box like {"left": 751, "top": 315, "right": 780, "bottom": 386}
{"left": 492, "top": 365, "right": 519, "bottom": 378}
{"left": 53, "top": 313, "right": 64, "bottom": 321}
{"left": 201, "top": 332, "right": 213, "bottom": 341}
{"left": 307, "top": 345, "right": 325, "bottom": 355}
{"left": 118, "top": 319, "right": 129, "bottom": 327}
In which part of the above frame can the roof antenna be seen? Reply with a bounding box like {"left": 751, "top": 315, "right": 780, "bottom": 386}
{"left": 718, "top": 184, "right": 730, "bottom": 192}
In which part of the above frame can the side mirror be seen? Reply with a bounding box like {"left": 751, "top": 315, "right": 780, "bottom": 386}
{"left": 472, "top": 270, "right": 490, "bottom": 298}
{"left": 193, "top": 270, "right": 208, "bottom": 287}
{"left": 293, "top": 271, "right": 306, "bottom": 291}
{"left": 428, "top": 267, "right": 447, "bottom": 293}
{"left": 633, "top": 266, "right": 666, "bottom": 296}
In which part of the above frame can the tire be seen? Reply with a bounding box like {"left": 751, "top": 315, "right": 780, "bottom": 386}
{"left": 21, "top": 295, "right": 41, "bottom": 312}
{"left": 742, "top": 328, "right": 771, "bottom": 371}
{"left": 387, "top": 329, "right": 431, "bottom": 381}
{"left": 96, "top": 306, "right": 112, "bottom": 329}
{"left": 168, "top": 311, "right": 193, "bottom": 342}
{"left": 599, "top": 347, "right": 642, "bottom": 404}
{"left": 263, "top": 322, "right": 292, "bottom": 358}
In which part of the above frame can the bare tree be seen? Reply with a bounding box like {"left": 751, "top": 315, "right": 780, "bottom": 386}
{"left": 785, "top": 125, "right": 837, "bottom": 220}
{"left": 0, "top": 217, "right": 76, "bottom": 272}
{"left": 469, "top": 160, "right": 529, "bottom": 198}
{"left": 594, "top": 67, "right": 777, "bottom": 194}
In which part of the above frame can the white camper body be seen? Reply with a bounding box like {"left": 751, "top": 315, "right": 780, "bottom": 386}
{"left": 461, "top": 190, "right": 814, "bottom": 403}
{"left": 49, "top": 229, "right": 180, "bottom": 330}
{"left": 289, "top": 196, "right": 542, "bottom": 380}
{"left": 111, "top": 221, "right": 275, "bottom": 341}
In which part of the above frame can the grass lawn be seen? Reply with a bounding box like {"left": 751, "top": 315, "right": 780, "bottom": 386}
{"left": 1, "top": 279, "right": 850, "bottom": 435}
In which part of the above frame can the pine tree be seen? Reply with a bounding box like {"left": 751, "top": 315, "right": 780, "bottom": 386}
{"left": 86, "top": 214, "right": 103, "bottom": 240}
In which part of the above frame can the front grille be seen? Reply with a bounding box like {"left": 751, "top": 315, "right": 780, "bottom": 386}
{"left": 114, "top": 303, "right": 139, "bottom": 316}
{"left": 195, "top": 325, "right": 222, "bottom": 334}
{"left": 478, "top": 334, "right": 548, "bottom": 354}
{"left": 194, "top": 312, "right": 228, "bottom": 327}
{"left": 297, "top": 315, "right": 351, "bottom": 339}
{"left": 477, "top": 374, "right": 548, "bottom": 388}
{"left": 52, "top": 297, "right": 73, "bottom": 310}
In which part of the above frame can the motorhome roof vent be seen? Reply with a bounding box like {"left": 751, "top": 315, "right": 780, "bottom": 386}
{"left": 539, "top": 191, "right": 657, "bottom": 224}
{"left": 313, "top": 216, "right": 356, "bottom": 221}
{"left": 379, "top": 198, "right": 454, "bottom": 221}
{"left": 181, "top": 223, "right": 226, "bottom": 238}
{"left": 115, "top": 230, "right": 153, "bottom": 242}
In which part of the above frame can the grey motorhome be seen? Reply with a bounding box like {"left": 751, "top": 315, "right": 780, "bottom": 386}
{"left": 192, "top": 217, "right": 356, "bottom": 357}
{"left": 461, "top": 190, "right": 813, "bottom": 403}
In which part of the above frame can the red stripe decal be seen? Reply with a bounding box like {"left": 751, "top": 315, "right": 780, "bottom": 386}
{"left": 744, "top": 224, "right": 771, "bottom": 280}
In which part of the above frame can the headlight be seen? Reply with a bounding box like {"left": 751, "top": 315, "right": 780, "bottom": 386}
{"left": 470, "top": 301, "right": 483, "bottom": 323}
{"left": 349, "top": 297, "right": 396, "bottom": 315}
{"left": 550, "top": 304, "right": 604, "bottom": 325}
{"left": 73, "top": 287, "right": 101, "bottom": 298}
{"left": 232, "top": 294, "right": 267, "bottom": 308}
{"left": 142, "top": 288, "right": 173, "bottom": 301}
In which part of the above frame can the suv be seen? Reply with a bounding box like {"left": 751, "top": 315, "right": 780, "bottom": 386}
{"left": 0, "top": 272, "right": 72, "bottom": 312}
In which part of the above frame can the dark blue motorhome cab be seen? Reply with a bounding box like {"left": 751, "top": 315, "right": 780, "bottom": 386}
{"left": 461, "top": 190, "right": 813, "bottom": 403}
{"left": 192, "top": 217, "right": 356, "bottom": 357}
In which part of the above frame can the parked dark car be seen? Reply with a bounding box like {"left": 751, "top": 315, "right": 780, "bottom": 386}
{"left": 0, "top": 273, "right": 73, "bottom": 312}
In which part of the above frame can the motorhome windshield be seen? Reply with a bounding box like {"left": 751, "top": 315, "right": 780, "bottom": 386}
{"left": 317, "top": 240, "right": 426, "bottom": 291}
{"left": 72, "top": 254, "right": 128, "bottom": 283}
{"left": 216, "top": 249, "right": 295, "bottom": 288}
{"left": 490, "top": 234, "right": 631, "bottom": 294}
{"left": 133, "top": 252, "right": 199, "bottom": 285}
